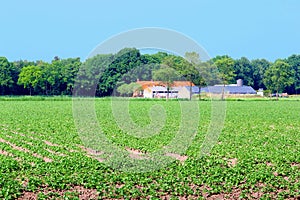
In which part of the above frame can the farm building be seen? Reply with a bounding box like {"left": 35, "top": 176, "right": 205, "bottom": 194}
{"left": 177, "top": 79, "right": 257, "bottom": 98}
{"left": 144, "top": 86, "right": 179, "bottom": 98}
{"left": 135, "top": 80, "right": 193, "bottom": 98}
{"left": 201, "top": 79, "right": 256, "bottom": 95}
{"left": 177, "top": 86, "right": 200, "bottom": 99}
{"left": 134, "top": 79, "right": 256, "bottom": 98}
{"left": 201, "top": 85, "right": 257, "bottom": 95}
{"left": 136, "top": 80, "right": 194, "bottom": 89}
{"left": 257, "top": 88, "right": 264, "bottom": 96}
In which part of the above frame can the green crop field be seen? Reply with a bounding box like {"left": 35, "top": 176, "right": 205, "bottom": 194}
{"left": 0, "top": 98, "right": 299, "bottom": 199}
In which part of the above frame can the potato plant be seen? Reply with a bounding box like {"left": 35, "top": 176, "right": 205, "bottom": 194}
{"left": 0, "top": 99, "right": 299, "bottom": 199}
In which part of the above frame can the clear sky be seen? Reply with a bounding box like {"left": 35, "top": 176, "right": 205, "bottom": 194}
{"left": 1, "top": 0, "right": 300, "bottom": 62}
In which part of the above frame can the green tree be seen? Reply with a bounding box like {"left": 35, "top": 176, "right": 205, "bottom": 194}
{"left": 117, "top": 83, "right": 129, "bottom": 97}
{"left": 184, "top": 52, "right": 203, "bottom": 100}
{"left": 285, "top": 54, "right": 300, "bottom": 94}
{"left": 0, "top": 57, "right": 14, "bottom": 95}
{"left": 142, "top": 52, "right": 169, "bottom": 64}
{"left": 152, "top": 66, "right": 179, "bottom": 100}
{"left": 251, "top": 59, "right": 270, "bottom": 90}
{"left": 161, "top": 53, "right": 202, "bottom": 100}
{"left": 98, "top": 48, "right": 142, "bottom": 96}
{"left": 129, "top": 82, "right": 142, "bottom": 95}
{"left": 162, "top": 54, "right": 188, "bottom": 76}
{"left": 60, "top": 58, "right": 81, "bottom": 95}
{"left": 117, "top": 82, "right": 141, "bottom": 97}
{"left": 44, "top": 57, "right": 81, "bottom": 95}
{"left": 213, "top": 56, "right": 235, "bottom": 99}
{"left": 75, "top": 54, "right": 113, "bottom": 96}
{"left": 234, "top": 57, "right": 254, "bottom": 86}
{"left": 18, "top": 65, "right": 42, "bottom": 95}
{"left": 40, "top": 61, "right": 59, "bottom": 95}
{"left": 195, "top": 61, "right": 218, "bottom": 99}
{"left": 11, "top": 60, "right": 36, "bottom": 95}
{"left": 263, "top": 60, "right": 295, "bottom": 100}
{"left": 120, "top": 62, "right": 160, "bottom": 85}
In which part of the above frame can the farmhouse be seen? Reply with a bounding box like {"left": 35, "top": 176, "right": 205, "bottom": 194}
{"left": 134, "top": 79, "right": 256, "bottom": 98}
{"left": 135, "top": 80, "right": 193, "bottom": 98}
{"left": 144, "top": 86, "right": 179, "bottom": 98}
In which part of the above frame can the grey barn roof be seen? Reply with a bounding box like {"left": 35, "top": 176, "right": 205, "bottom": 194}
{"left": 201, "top": 86, "right": 256, "bottom": 94}
{"left": 184, "top": 86, "right": 201, "bottom": 94}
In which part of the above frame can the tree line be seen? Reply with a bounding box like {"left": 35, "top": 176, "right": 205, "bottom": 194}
{"left": 0, "top": 48, "right": 299, "bottom": 96}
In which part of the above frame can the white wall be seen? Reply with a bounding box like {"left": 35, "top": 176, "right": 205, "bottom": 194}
{"left": 257, "top": 91, "right": 264, "bottom": 97}
{"left": 178, "top": 87, "right": 190, "bottom": 98}
{"left": 144, "top": 89, "right": 153, "bottom": 98}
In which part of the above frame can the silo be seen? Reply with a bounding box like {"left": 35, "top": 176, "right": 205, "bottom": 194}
{"left": 237, "top": 79, "right": 243, "bottom": 86}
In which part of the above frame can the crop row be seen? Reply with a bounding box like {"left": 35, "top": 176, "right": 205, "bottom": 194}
{"left": 0, "top": 100, "right": 299, "bottom": 199}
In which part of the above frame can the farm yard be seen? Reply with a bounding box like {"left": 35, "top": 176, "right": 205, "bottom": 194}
{"left": 0, "top": 98, "right": 299, "bottom": 199}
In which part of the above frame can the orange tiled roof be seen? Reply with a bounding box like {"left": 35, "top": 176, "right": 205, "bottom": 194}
{"left": 137, "top": 81, "right": 194, "bottom": 89}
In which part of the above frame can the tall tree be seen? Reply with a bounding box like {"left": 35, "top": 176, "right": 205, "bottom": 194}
{"left": 18, "top": 65, "right": 42, "bottom": 95}
{"left": 143, "top": 52, "right": 169, "bottom": 64}
{"left": 162, "top": 54, "right": 188, "bottom": 76}
{"left": 234, "top": 57, "right": 254, "bottom": 86}
{"left": 75, "top": 54, "right": 113, "bottom": 96}
{"left": 98, "top": 48, "right": 142, "bottom": 96}
{"left": 0, "top": 57, "right": 14, "bottom": 95}
{"left": 251, "top": 59, "right": 270, "bottom": 90}
{"left": 160, "top": 53, "right": 203, "bottom": 100}
{"left": 60, "top": 58, "right": 81, "bottom": 95}
{"left": 40, "top": 61, "right": 59, "bottom": 95}
{"left": 195, "top": 61, "right": 219, "bottom": 99}
{"left": 285, "top": 54, "right": 300, "bottom": 94}
{"left": 120, "top": 55, "right": 160, "bottom": 84}
{"left": 117, "top": 83, "right": 129, "bottom": 97}
{"left": 152, "top": 66, "right": 179, "bottom": 100}
{"left": 184, "top": 52, "right": 203, "bottom": 100}
{"left": 213, "top": 56, "right": 235, "bottom": 99}
{"left": 263, "top": 60, "right": 295, "bottom": 100}
{"left": 117, "top": 82, "right": 141, "bottom": 97}
{"left": 11, "top": 60, "right": 35, "bottom": 95}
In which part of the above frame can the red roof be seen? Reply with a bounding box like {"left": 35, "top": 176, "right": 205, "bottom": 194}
{"left": 137, "top": 80, "right": 194, "bottom": 89}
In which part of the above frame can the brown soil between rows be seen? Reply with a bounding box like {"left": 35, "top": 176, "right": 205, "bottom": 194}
{"left": 0, "top": 137, "right": 53, "bottom": 162}
{"left": 18, "top": 186, "right": 98, "bottom": 200}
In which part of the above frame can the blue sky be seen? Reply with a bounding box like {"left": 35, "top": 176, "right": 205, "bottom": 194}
{"left": 1, "top": 0, "right": 300, "bottom": 62}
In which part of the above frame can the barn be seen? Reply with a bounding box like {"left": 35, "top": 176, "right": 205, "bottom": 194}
{"left": 177, "top": 79, "right": 257, "bottom": 99}
{"left": 177, "top": 86, "right": 200, "bottom": 99}
{"left": 201, "top": 85, "right": 257, "bottom": 95}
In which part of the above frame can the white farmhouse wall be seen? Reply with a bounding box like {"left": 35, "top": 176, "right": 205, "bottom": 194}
{"left": 143, "top": 88, "right": 153, "bottom": 98}
{"left": 178, "top": 87, "right": 190, "bottom": 99}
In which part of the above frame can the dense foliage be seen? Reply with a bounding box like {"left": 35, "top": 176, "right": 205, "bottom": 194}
{"left": 0, "top": 99, "right": 299, "bottom": 199}
{"left": 1, "top": 49, "right": 300, "bottom": 96}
